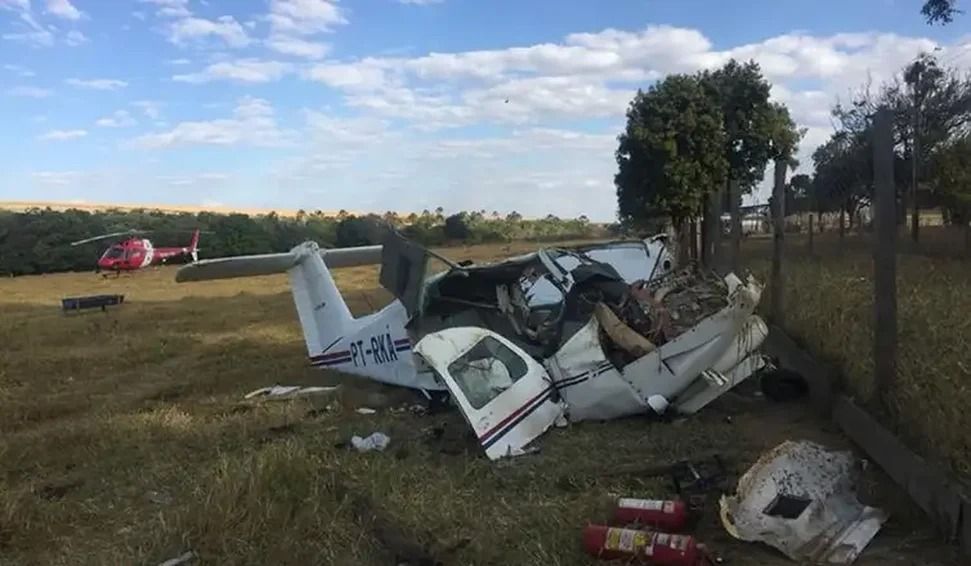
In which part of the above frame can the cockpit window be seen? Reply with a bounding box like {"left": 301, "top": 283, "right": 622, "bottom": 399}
{"left": 447, "top": 336, "right": 528, "bottom": 409}
{"left": 583, "top": 245, "right": 653, "bottom": 282}
{"left": 104, "top": 247, "right": 124, "bottom": 259}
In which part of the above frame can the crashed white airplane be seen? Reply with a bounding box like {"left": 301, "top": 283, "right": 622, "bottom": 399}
{"left": 176, "top": 232, "right": 769, "bottom": 459}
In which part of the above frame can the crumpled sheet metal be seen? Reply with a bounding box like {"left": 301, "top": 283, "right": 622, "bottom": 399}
{"left": 719, "top": 440, "right": 888, "bottom": 564}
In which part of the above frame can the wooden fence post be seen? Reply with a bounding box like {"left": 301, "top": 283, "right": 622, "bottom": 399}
{"left": 729, "top": 179, "right": 741, "bottom": 273}
{"left": 873, "top": 108, "right": 897, "bottom": 406}
{"left": 770, "top": 159, "right": 786, "bottom": 326}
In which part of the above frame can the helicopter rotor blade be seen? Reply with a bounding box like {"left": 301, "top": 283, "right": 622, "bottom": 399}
{"left": 69, "top": 229, "right": 147, "bottom": 246}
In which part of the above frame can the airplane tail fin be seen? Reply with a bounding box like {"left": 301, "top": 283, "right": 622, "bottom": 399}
{"left": 176, "top": 242, "right": 382, "bottom": 357}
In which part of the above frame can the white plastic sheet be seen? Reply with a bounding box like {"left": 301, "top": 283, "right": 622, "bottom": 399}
{"left": 720, "top": 440, "right": 888, "bottom": 564}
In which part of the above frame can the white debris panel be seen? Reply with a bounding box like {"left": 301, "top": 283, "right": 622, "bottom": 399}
{"left": 719, "top": 440, "right": 888, "bottom": 564}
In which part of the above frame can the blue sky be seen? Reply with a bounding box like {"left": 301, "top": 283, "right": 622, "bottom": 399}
{"left": 1, "top": 0, "right": 969, "bottom": 220}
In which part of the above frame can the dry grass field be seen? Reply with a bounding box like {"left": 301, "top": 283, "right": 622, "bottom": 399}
{"left": 0, "top": 240, "right": 961, "bottom": 565}
{"left": 741, "top": 226, "right": 971, "bottom": 479}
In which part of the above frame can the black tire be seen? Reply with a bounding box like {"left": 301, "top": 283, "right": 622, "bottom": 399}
{"left": 760, "top": 367, "right": 809, "bottom": 402}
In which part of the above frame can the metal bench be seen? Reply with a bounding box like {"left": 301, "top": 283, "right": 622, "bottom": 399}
{"left": 61, "top": 294, "right": 125, "bottom": 314}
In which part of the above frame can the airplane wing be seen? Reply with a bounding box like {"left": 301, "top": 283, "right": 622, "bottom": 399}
{"left": 175, "top": 244, "right": 383, "bottom": 282}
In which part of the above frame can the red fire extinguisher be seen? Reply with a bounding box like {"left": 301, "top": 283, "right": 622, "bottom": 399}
{"left": 582, "top": 525, "right": 707, "bottom": 566}
{"left": 613, "top": 498, "right": 689, "bottom": 531}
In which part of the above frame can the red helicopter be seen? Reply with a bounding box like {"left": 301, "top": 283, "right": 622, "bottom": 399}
{"left": 70, "top": 229, "right": 202, "bottom": 275}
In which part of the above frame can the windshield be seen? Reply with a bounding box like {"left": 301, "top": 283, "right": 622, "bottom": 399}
{"left": 104, "top": 247, "right": 124, "bottom": 259}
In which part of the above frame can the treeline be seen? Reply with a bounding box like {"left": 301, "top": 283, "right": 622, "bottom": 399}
{"left": 0, "top": 207, "right": 604, "bottom": 276}
{"left": 810, "top": 50, "right": 971, "bottom": 240}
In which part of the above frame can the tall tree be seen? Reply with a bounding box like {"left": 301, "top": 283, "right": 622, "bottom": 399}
{"left": 701, "top": 60, "right": 776, "bottom": 270}
{"left": 615, "top": 74, "right": 728, "bottom": 258}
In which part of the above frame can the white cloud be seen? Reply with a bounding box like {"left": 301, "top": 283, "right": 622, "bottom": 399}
{"left": 7, "top": 85, "right": 50, "bottom": 97}
{"left": 3, "top": 29, "right": 54, "bottom": 47}
{"left": 167, "top": 15, "right": 249, "bottom": 48}
{"left": 174, "top": 59, "right": 292, "bottom": 83}
{"left": 0, "top": 0, "right": 54, "bottom": 46}
{"left": 31, "top": 170, "right": 84, "bottom": 185}
{"left": 131, "top": 96, "right": 294, "bottom": 149}
{"left": 0, "top": 0, "right": 31, "bottom": 11}
{"left": 39, "top": 129, "right": 88, "bottom": 141}
{"left": 65, "top": 78, "right": 127, "bottom": 90}
{"left": 96, "top": 110, "right": 137, "bottom": 128}
{"left": 132, "top": 100, "right": 162, "bottom": 119}
{"left": 158, "top": 172, "right": 231, "bottom": 186}
{"left": 167, "top": 58, "right": 191, "bottom": 65}
{"left": 3, "top": 64, "right": 34, "bottom": 77}
{"left": 64, "top": 29, "right": 86, "bottom": 45}
{"left": 140, "top": 0, "right": 190, "bottom": 18}
{"left": 45, "top": 0, "right": 81, "bottom": 20}
{"left": 266, "top": 36, "right": 329, "bottom": 59}
{"left": 305, "top": 59, "right": 390, "bottom": 90}
{"left": 268, "top": 0, "right": 346, "bottom": 35}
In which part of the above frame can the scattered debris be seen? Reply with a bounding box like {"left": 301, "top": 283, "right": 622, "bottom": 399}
{"left": 157, "top": 551, "right": 195, "bottom": 566}
{"left": 146, "top": 490, "right": 173, "bottom": 505}
{"left": 243, "top": 384, "right": 340, "bottom": 401}
{"left": 356, "top": 407, "right": 377, "bottom": 415}
{"left": 351, "top": 432, "right": 391, "bottom": 453}
{"left": 259, "top": 423, "right": 298, "bottom": 444}
{"left": 334, "top": 477, "right": 443, "bottom": 566}
{"left": 557, "top": 455, "right": 728, "bottom": 501}
{"left": 719, "top": 440, "right": 888, "bottom": 564}
{"left": 37, "top": 480, "right": 82, "bottom": 501}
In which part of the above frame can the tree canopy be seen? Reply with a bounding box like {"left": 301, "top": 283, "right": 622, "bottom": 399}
{"left": 0, "top": 207, "right": 602, "bottom": 276}
{"left": 814, "top": 51, "right": 971, "bottom": 226}
{"left": 701, "top": 60, "right": 781, "bottom": 192}
{"left": 922, "top": 0, "right": 962, "bottom": 24}
{"left": 615, "top": 73, "right": 728, "bottom": 228}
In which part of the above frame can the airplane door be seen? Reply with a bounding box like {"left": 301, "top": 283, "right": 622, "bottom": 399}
{"left": 414, "top": 328, "right": 564, "bottom": 460}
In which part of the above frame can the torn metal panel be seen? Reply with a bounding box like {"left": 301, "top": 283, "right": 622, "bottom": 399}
{"left": 379, "top": 231, "right": 428, "bottom": 317}
{"left": 414, "top": 327, "right": 565, "bottom": 460}
{"left": 719, "top": 440, "right": 888, "bottom": 564}
{"left": 547, "top": 316, "right": 644, "bottom": 422}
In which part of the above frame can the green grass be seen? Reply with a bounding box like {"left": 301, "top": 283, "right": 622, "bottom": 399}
{"left": 0, "top": 240, "right": 960, "bottom": 565}
{"left": 742, "top": 226, "right": 971, "bottom": 479}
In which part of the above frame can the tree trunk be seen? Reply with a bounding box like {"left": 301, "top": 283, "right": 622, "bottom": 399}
{"left": 839, "top": 207, "right": 846, "bottom": 241}
{"left": 689, "top": 219, "right": 699, "bottom": 261}
{"left": 675, "top": 219, "right": 690, "bottom": 265}
{"left": 965, "top": 220, "right": 970, "bottom": 259}
{"left": 729, "top": 179, "right": 741, "bottom": 273}
{"left": 808, "top": 214, "right": 814, "bottom": 254}
{"left": 703, "top": 187, "right": 723, "bottom": 270}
